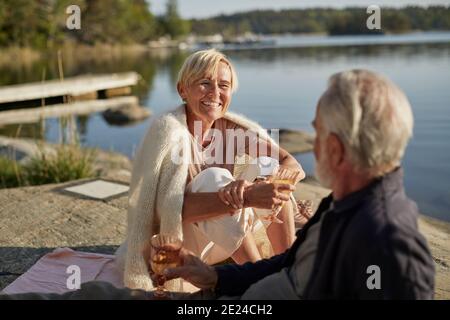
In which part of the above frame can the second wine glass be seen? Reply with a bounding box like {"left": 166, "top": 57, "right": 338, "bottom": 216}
{"left": 149, "top": 234, "right": 183, "bottom": 299}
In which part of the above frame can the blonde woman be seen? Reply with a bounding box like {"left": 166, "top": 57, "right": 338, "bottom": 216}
{"left": 116, "top": 49, "right": 305, "bottom": 291}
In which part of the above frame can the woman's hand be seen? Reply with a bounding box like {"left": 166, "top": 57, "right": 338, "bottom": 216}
{"left": 218, "top": 180, "right": 252, "bottom": 209}
{"left": 278, "top": 164, "right": 306, "bottom": 185}
{"left": 292, "top": 167, "right": 306, "bottom": 185}
{"left": 244, "top": 181, "right": 295, "bottom": 210}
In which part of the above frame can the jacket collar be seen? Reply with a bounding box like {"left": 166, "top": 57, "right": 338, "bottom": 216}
{"left": 332, "top": 167, "right": 404, "bottom": 214}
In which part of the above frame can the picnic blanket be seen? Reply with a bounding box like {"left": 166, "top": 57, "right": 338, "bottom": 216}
{"left": 1, "top": 247, "right": 123, "bottom": 295}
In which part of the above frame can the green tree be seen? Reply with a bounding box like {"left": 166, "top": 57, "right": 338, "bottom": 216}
{"left": 162, "top": 0, "right": 190, "bottom": 39}
{"left": 74, "top": 0, "right": 156, "bottom": 44}
{"left": 190, "top": 6, "right": 450, "bottom": 36}
{"left": 384, "top": 10, "right": 412, "bottom": 33}
{"left": 80, "top": 0, "right": 128, "bottom": 44}
{"left": 122, "top": 0, "right": 158, "bottom": 42}
{"left": 0, "top": 0, "right": 53, "bottom": 48}
{"left": 0, "top": 1, "right": 7, "bottom": 45}
{"left": 52, "top": 0, "right": 87, "bottom": 43}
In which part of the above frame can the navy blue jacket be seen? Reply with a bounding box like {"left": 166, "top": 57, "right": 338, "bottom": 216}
{"left": 215, "top": 168, "right": 435, "bottom": 299}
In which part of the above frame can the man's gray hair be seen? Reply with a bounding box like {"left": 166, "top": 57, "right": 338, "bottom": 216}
{"left": 318, "top": 69, "right": 414, "bottom": 176}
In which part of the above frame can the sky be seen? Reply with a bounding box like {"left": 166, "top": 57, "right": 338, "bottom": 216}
{"left": 150, "top": 0, "right": 450, "bottom": 19}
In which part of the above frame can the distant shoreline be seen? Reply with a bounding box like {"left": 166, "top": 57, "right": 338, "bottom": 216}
{"left": 1, "top": 31, "right": 450, "bottom": 68}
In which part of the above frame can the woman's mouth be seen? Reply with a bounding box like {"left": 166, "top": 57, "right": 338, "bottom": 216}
{"left": 201, "top": 101, "right": 222, "bottom": 109}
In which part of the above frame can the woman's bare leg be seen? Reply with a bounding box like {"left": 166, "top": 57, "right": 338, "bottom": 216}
{"left": 266, "top": 200, "right": 296, "bottom": 254}
{"left": 231, "top": 232, "right": 262, "bottom": 264}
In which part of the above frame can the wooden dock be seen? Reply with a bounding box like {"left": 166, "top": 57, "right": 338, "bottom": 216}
{"left": 0, "top": 72, "right": 140, "bottom": 104}
{"left": 0, "top": 96, "right": 138, "bottom": 126}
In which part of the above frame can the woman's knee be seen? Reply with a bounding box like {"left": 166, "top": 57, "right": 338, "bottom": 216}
{"left": 189, "top": 167, "right": 234, "bottom": 192}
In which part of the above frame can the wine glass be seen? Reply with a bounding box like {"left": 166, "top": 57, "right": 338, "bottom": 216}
{"left": 149, "top": 234, "right": 183, "bottom": 299}
{"left": 266, "top": 165, "right": 302, "bottom": 224}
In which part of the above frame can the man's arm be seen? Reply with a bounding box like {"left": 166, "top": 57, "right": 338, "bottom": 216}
{"left": 164, "top": 249, "right": 289, "bottom": 298}
{"left": 214, "top": 252, "right": 288, "bottom": 297}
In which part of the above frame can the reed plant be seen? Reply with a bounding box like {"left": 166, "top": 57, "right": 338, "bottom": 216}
{"left": 0, "top": 145, "right": 98, "bottom": 188}
{"left": 23, "top": 144, "right": 97, "bottom": 185}
{"left": 0, "top": 156, "right": 23, "bottom": 188}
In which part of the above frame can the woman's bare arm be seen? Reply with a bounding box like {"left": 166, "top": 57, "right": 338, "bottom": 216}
{"left": 182, "top": 192, "right": 238, "bottom": 224}
{"left": 182, "top": 182, "right": 293, "bottom": 224}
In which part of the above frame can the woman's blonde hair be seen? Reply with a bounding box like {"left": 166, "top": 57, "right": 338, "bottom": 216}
{"left": 177, "top": 49, "right": 238, "bottom": 92}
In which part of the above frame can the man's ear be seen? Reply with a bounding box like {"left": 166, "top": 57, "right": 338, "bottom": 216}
{"left": 327, "top": 133, "right": 345, "bottom": 169}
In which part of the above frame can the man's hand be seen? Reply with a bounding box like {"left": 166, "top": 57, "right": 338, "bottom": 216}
{"left": 163, "top": 249, "right": 218, "bottom": 290}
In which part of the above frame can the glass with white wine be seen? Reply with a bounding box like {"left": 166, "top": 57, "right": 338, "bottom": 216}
{"left": 150, "top": 234, "right": 182, "bottom": 299}
{"left": 266, "top": 165, "right": 302, "bottom": 224}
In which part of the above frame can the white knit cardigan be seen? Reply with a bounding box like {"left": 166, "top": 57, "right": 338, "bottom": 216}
{"left": 116, "top": 104, "right": 282, "bottom": 291}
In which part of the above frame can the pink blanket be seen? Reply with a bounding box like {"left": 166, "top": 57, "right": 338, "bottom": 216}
{"left": 1, "top": 247, "right": 123, "bottom": 295}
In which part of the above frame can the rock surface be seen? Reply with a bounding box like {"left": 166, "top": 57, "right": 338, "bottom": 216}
{"left": 102, "top": 104, "right": 151, "bottom": 126}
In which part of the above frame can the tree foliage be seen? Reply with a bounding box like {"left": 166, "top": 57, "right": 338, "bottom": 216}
{"left": 0, "top": 0, "right": 161, "bottom": 48}
{"left": 190, "top": 6, "right": 450, "bottom": 36}
{"left": 0, "top": 3, "right": 448, "bottom": 48}
{"left": 160, "top": 0, "right": 190, "bottom": 39}
{"left": 79, "top": 0, "right": 157, "bottom": 44}
{"left": 0, "top": 0, "right": 54, "bottom": 48}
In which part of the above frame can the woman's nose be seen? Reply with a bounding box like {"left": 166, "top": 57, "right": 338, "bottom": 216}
{"left": 208, "top": 83, "right": 220, "bottom": 98}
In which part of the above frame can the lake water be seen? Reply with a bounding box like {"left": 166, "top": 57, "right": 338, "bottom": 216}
{"left": 1, "top": 32, "right": 449, "bottom": 221}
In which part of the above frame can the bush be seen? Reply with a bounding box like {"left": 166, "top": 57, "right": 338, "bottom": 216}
{"left": 0, "top": 145, "right": 98, "bottom": 188}
{"left": 0, "top": 156, "right": 23, "bottom": 188}
{"left": 23, "top": 145, "right": 97, "bottom": 185}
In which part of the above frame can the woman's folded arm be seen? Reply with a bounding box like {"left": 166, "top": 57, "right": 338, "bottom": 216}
{"left": 182, "top": 192, "right": 239, "bottom": 224}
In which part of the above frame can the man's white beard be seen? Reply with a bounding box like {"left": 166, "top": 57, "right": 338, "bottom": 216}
{"left": 314, "top": 145, "right": 334, "bottom": 189}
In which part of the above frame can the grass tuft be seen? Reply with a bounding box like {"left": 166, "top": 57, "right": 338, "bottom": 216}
{"left": 0, "top": 145, "right": 98, "bottom": 188}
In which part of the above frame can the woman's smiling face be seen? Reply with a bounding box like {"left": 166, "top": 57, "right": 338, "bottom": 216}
{"left": 179, "top": 61, "right": 233, "bottom": 125}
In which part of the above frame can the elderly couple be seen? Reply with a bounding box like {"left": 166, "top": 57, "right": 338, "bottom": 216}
{"left": 2, "top": 49, "right": 435, "bottom": 300}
